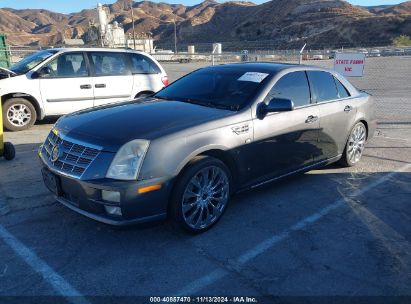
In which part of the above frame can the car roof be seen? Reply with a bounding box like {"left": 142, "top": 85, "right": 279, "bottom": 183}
{"left": 46, "top": 47, "right": 147, "bottom": 55}
{"left": 202, "top": 62, "right": 332, "bottom": 74}
{"left": 202, "top": 62, "right": 299, "bottom": 73}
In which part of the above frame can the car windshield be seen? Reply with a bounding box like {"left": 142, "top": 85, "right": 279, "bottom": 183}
{"left": 154, "top": 68, "right": 272, "bottom": 111}
{"left": 10, "top": 50, "right": 58, "bottom": 74}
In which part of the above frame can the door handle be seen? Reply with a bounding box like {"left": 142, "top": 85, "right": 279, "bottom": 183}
{"left": 305, "top": 115, "right": 318, "bottom": 124}
{"left": 344, "top": 105, "right": 353, "bottom": 112}
{"left": 95, "top": 84, "right": 106, "bottom": 88}
{"left": 80, "top": 84, "right": 92, "bottom": 89}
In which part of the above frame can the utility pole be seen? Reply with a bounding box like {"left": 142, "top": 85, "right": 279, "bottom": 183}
{"left": 130, "top": 0, "right": 136, "bottom": 50}
{"left": 173, "top": 20, "right": 177, "bottom": 54}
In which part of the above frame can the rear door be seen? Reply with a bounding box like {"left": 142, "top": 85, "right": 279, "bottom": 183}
{"left": 244, "top": 71, "right": 321, "bottom": 184}
{"left": 88, "top": 51, "right": 134, "bottom": 107}
{"left": 307, "top": 71, "right": 357, "bottom": 160}
{"left": 39, "top": 52, "right": 94, "bottom": 115}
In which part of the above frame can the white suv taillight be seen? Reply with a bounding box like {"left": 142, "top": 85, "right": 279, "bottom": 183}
{"left": 161, "top": 76, "right": 169, "bottom": 86}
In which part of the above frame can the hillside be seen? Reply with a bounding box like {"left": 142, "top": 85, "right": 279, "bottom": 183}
{"left": 379, "top": 1, "right": 411, "bottom": 15}
{"left": 1, "top": 0, "right": 411, "bottom": 48}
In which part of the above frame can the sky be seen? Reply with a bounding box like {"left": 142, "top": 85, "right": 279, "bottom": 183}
{"left": 0, "top": 0, "right": 405, "bottom": 13}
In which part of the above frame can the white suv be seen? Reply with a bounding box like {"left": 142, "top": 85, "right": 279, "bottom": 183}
{"left": 0, "top": 48, "right": 168, "bottom": 131}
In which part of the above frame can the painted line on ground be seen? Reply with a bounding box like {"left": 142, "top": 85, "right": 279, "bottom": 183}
{"left": 0, "top": 225, "right": 91, "bottom": 304}
{"left": 175, "top": 163, "right": 411, "bottom": 295}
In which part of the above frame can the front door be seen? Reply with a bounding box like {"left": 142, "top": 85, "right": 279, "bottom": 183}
{"left": 39, "top": 52, "right": 94, "bottom": 116}
{"left": 241, "top": 71, "right": 321, "bottom": 186}
{"left": 88, "top": 52, "right": 134, "bottom": 107}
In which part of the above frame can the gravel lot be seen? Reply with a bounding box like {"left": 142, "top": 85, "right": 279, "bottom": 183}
{"left": 0, "top": 58, "right": 410, "bottom": 303}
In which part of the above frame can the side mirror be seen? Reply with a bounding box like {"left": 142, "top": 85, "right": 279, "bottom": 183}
{"left": 257, "top": 98, "right": 294, "bottom": 119}
{"left": 32, "top": 66, "right": 51, "bottom": 79}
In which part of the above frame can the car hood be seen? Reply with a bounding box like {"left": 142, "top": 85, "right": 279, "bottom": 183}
{"left": 0, "top": 68, "right": 18, "bottom": 80}
{"left": 56, "top": 98, "right": 233, "bottom": 152}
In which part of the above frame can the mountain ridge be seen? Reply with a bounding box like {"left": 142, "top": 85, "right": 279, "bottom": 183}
{"left": 1, "top": 0, "right": 411, "bottom": 48}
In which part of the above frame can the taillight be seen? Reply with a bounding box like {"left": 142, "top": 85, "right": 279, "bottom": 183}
{"left": 161, "top": 76, "right": 169, "bottom": 87}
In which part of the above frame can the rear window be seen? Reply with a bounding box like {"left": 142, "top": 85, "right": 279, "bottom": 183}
{"left": 334, "top": 77, "right": 350, "bottom": 98}
{"left": 307, "top": 71, "right": 339, "bottom": 102}
{"left": 130, "top": 54, "right": 161, "bottom": 74}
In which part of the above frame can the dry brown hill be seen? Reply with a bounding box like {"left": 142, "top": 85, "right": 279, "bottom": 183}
{"left": 1, "top": 0, "right": 411, "bottom": 48}
{"left": 378, "top": 1, "right": 411, "bottom": 15}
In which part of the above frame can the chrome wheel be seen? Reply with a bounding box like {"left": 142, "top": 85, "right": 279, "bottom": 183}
{"left": 7, "top": 104, "right": 32, "bottom": 127}
{"left": 182, "top": 166, "right": 229, "bottom": 229}
{"left": 347, "top": 123, "right": 366, "bottom": 164}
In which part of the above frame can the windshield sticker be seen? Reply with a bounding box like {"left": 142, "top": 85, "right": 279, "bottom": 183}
{"left": 238, "top": 72, "right": 269, "bottom": 83}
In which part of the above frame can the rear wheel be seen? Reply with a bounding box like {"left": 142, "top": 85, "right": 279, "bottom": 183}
{"left": 135, "top": 91, "right": 154, "bottom": 99}
{"left": 339, "top": 122, "right": 367, "bottom": 167}
{"left": 170, "top": 156, "right": 231, "bottom": 233}
{"left": 3, "top": 98, "right": 37, "bottom": 131}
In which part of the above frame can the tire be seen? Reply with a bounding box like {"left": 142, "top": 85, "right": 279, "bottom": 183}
{"left": 339, "top": 122, "right": 367, "bottom": 167}
{"left": 135, "top": 92, "right": 154, "bottom": 99}
{"left": 170, "top": 156, "right": 231, "bottom": 233}
{"left": 3, "top": 142, "right": 16, "bottom": 160}
{"left": 2, "top": 98, "right": 37, "bottom": 131}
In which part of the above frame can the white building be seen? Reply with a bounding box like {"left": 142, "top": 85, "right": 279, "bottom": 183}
{"left": 127, "top": 38, "right": 154, "bottom": 53}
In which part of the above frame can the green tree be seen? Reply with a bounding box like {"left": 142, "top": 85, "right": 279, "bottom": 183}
{"left": 393, "top": 35, "right": 411, "bottom": 47}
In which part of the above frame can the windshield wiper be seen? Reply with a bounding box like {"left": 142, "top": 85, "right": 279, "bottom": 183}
{"left": 154, "top": 96, "right": 238, "bottom": 111}
{"left": 177, "top": 98, "right": 237, "bottom": 111}
{"left": 205, "top": 101, "right": 238, "bottom": 111}
{"left": 154, "top": 95, "right": 174, "bottom": 101}
{"left": 155, "top": 96, "right": 203, "bottom": 104}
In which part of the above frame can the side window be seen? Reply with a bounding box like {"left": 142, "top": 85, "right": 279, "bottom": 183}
{"left": 265, "top": 71, "right": 310, "bottom": 107}
{"left": 43, "top": 53, "right": 88, "bottom": 78}
{"left": 334, "top": 77, "right": 350, "bottom": 98}
{"left": 89, "top": 52, "right": 130, "bottom": 76}
{"left": 307, "top": 71, "right": 339, "bottom": 102}
{"left": 130, "top": 54, "right": 161, "bottom": 74}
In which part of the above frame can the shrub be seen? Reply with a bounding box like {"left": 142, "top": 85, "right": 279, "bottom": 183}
{"left": 393, "top": 35, "right": 411, "bottom": 47}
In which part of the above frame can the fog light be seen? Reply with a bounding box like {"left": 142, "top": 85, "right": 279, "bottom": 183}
{"left": 102, "top": 190, "right": 120, "bottom": 203}
{"left": 104, "top": 206, "right": 122, "bottom": 216}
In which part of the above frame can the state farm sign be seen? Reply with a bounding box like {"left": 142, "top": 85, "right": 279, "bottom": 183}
{"left": 334, "top": 53, "right": 366, "bottom": 77}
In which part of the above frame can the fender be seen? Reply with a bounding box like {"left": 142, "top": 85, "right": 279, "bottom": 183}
{"left": 0, "top": 73, "right": 45, "bottom": 119}
{"left": 1, "top": 92, "right": 45, "bottom": 120}
{"left": 174, "top": 144, "right": 231, "bottom": 177}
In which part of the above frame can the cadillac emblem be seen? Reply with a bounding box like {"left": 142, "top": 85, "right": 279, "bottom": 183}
{"left": 51, "top": 145, "right": 62, "bottom": 162}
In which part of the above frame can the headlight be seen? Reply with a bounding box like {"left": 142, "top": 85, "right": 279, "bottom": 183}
{"left": 106, "top": 140, "right": 149, "bottom": 180}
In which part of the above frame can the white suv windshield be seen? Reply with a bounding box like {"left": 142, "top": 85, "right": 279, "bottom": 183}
{"left": 10, "top": 50, "right": 58, "bottom": 75}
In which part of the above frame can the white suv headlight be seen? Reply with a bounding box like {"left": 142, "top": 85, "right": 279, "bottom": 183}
{"left": 106, "top": 140, "right": 150, "bottom": 180}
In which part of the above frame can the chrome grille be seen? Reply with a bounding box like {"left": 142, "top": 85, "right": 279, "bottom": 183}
{"left": 43, "top": 131, "right": 100, "bottom": 178}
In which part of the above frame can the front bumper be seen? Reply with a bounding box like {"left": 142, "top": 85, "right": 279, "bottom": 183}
{"left": 40, "top": 159, "right": 173, "bottom": 226}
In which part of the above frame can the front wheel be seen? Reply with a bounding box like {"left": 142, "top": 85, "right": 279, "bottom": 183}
{"left": 170, "top": 156, "right": 231, "bottom": 233}
{"left": 339, "top": 122, "right": 367, "bottom": 167}
{"left": 3, "top": 98, "right": 37, "bottom": 131}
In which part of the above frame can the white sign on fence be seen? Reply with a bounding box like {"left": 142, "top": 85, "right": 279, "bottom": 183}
{"left": 334, "top": 53, "right": 366, "bottom": 77}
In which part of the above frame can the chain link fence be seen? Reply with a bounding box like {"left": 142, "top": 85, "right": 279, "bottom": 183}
{"left": 302, "top": 56, "right": 411, "bottom": 124}
{"left": 2, "top": 45, "right": 410, "bottom": 124}
{"left": 161, "top": 50, "right": 411, "bottom": 124}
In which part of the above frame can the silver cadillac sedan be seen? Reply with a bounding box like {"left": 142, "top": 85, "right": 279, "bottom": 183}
{"left": 39, "top": 63, "right": 376, "bottom": 233}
